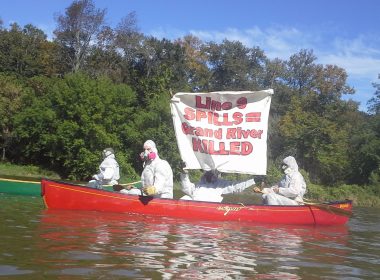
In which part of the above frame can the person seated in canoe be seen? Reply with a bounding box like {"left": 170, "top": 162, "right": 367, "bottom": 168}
{"left": 179, "top": 164, "right": 256, "bottom": 203}
{"left": 88, "top": 148, "right": 120, "bottom": 189}
{"left": 254, "top": 156, "right": 307, "bottom": 205}
{"left": 116, "top": 140, "right": 174, "bottom": 198}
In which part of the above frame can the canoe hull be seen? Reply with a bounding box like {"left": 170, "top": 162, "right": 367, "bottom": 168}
{"left": 0, "top": 177, "right": 41, "bottom": 196}
{"left": 41, "top": 179, "right": 352, "bottom": 226}
{"left": 0, "top": 177, "right": 114, "bottom": 196}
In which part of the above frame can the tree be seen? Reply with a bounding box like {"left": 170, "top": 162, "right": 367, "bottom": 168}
{"left": 285, "top": 49, "right": 318, "bottom": 92}
{"left": 278, "top": 97, "right": 350, "bottom": 185}
{"left": 368, "top": 74, "right": 380, "bottom": 115}
{"left": 0, "top": 23, "right": 50, "bottom": 77}
{"left": 346, "top": 112, "right": 380, "bottom": 184}
{"left": 114, "top": 11, "right": 141, "bottom": 61}
{"left": 175, "top": 35, "right": 210, "bottom": 91}
{"left": 118, "top": 36, "right": 188, "bottom": 104}
{"left": 85, "top": 25, "right": 123, "bottom": 81}
{"left": 346, "top": 76, "right": 380, "bottom": 185}
{"left": 12, "top": 73, "right": 139, "bottom": 180}
{"left": 0, "top": 74, "right": 26, "bottom": 160}
{"left": 54, "top": 0, "right": 106, "bottom": 72}
{"left": 85, "top": 12, "right": 140, "bottom": 82}
{"left": 204, "top": 40, "right": 267, "bottom": 91}
{"left": 277, "top": 50, "right": 356, "bottom": 184}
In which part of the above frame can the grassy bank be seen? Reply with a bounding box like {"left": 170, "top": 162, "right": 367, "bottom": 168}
{"left": 0, "top": 162, "right": 60, "bottom": 180}
{"left": 307, "top": 183, "right": 380, "bottom": 208}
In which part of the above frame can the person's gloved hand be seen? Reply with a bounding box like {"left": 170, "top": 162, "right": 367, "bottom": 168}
{"left": 253, "top": 187, "right": 270, "bottom": 194}
{"left": 143, "top": 186, "right": 156, "bottom": 196}
{"left": 93, "top": 174, "right": 100, "bottom": 180}
{"left": 253, "top": 187, "right": 262, "bottom": 193}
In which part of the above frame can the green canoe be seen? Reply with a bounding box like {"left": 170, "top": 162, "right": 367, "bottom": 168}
{"left": 0, "top": 177, "right": 41, "bottom": 196}
{"left": 0, "top": 177, "right": 140, "bottom": 196}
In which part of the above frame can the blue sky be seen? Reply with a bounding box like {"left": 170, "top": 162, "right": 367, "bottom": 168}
{"left": 1, "top": 0, "right": 379, "bottom": 112}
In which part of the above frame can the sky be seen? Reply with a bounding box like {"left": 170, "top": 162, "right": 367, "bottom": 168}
{"left": 1, "top": 0, "right": 380, "bottom": 112}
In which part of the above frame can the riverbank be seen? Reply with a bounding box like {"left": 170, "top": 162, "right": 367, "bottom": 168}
{"left": 0, "top": 162, "right": 60, "bottom": 180}
{"left": 307, "top": 183, "right": 380, "bottom": 208}
{"left": 1, "top": 162, "right": 379, "bottom": 207}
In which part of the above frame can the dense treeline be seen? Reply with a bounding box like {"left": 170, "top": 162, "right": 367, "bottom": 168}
{"left": 0, "top": 1, "right": 379, "bottom": 195}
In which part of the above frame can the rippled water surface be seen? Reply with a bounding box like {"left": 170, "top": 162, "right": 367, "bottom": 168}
{"left": 0, "top": 194, "right": 379, "bottom": 279}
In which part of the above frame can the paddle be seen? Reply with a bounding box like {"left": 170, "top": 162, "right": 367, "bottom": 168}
{"left": 112, "top": 180, "right": 142, "bottom": 192}
{"left": 253, "top": 187, "right": 353, "bottom": 217}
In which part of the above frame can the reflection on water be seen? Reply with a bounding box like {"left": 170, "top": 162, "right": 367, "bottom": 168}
{"left": 36, "top": 210, "right": 351, "bottom": 279}
{"left": 0, "top": 195, "right": 379, "bottom": 279}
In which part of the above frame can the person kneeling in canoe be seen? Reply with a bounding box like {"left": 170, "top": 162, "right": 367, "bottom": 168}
{"left": 180, "top": 165, "right": 256, "bottom": 203}
{"left": 118, "top": 140, "right": 174, "bottom": 198}
{"left": 254, "top": 156, "right": 306, "bottom": 205}
{"left": 88, "top": 148, "right": 120, "bottom": 189}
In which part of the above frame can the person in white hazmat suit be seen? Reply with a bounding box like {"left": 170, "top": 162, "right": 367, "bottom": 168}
{"left": 88, "top": 148, "right": 120, "bottom": 189}
{"left": 257, "top": 156, "right": 307, "bottom": 205}
{"left": 180, "top": 167, "right": 256, "bottom": 203}
{"left": 121, "top": 140, "right": 173, "bottom": 198}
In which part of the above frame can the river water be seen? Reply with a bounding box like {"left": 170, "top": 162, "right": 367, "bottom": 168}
{"left": 0, "top": 194, "right": 379, "bottom": 279}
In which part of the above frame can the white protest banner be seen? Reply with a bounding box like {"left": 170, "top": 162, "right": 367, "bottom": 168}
{"left": 170, "top": 89, "right": 273, "bottom": 175}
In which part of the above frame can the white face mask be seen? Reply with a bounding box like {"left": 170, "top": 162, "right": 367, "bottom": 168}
{"left": 141, "top": 149, "right": 157, "bottom": 161}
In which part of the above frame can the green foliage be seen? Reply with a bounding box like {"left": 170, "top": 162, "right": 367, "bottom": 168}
{"left": 12, "top": 73, "right": 138, "bottom": 179}
{"left": 0, "top": 23, "right": 50, "bottom": 77}
{"left": 175, "top": 35, "right": 210, "bottom": 91}
{"left": 0, "top": 74, "right": 29, "bottom": 160}
{"left": 369, "top": 169, "right": 380, "bottom": 187}
{"left": 368, "top": 74, "right": 380, "bottom": 114}
{"left": 347, "top": 114, "right": 380, "bottom": 184}
{"left": 263, "top": 163, "right": 284, "bottom": 186}
{"left": 278, "top": 97, "right": 350, "bottom": 184}
{"left": 307, "top": 183, "right": 380, "bottom": 207}
{"left": 128, "top": 65, "right": 183, "bottom": 177}
{"left": 204, "top": 39, "right": 267, "bottom": 91}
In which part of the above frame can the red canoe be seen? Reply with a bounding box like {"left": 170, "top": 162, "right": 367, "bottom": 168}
{"left": 41, "top": 179, "right": 353, "bottom": 226}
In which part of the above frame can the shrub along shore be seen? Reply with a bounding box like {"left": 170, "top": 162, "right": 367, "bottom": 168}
{"left": 1, "top": 162, "right": 378, "bottom": 207}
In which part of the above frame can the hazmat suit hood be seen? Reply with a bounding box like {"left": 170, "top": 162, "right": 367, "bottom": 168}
{"left": 143, "top": 140, "right": 158, "bottom": 155}
{"left": 283, "top": 156, "right": 299, "bottom": 172}
{"left": 102, "top": 148, "right": 114, "bottom": 159}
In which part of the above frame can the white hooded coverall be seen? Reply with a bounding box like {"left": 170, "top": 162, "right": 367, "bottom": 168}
{"left": 262, "top": 156, "right": 307, "bottom": 205}
{"left": 141, "top": 156, "right": 173, "bottom": 199}
{"left": 119, "top": 140, "right": 173, "bottom": 197}
{"left": 180, "top": 173, "right": 255, "bottom": 203}
{"left": 88, "top": 153, "right": 120, "bottom": 189}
